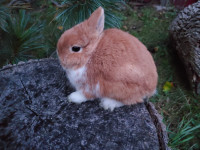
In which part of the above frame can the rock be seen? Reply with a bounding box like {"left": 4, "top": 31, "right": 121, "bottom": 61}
{"left": 0, "top": 59, "right": 169, "bottom": 150}
{"left": 170, "top": 1, "right": 200, "bottom": 94}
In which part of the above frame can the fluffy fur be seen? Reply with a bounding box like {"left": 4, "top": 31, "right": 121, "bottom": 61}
{"left": 57, "top": 7, "right": 158, "bottom": 110}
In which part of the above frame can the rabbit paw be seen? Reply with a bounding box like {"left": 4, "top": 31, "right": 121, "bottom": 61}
{"left": 100, "top": 98, "right": 124, "bottom": 111}
{"left": 68, "top": 91, "right": 87, "bottom": 104}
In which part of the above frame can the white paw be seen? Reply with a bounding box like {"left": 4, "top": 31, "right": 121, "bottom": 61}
{"left": 100, "top": 98, "right": 124, "bottom": 111}
{"left": 68, "top": 91, "right": 87, "bottom": 104}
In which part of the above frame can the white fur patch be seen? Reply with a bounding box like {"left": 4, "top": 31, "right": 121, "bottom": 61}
{"left": 68, "top": 91, "right": 87, "bottom": 104}
{"left": 94, "top": 82, "right": 100, "bottom": 97}
{"left": 66, "top": 66, "right": 86, "bottom": 89}
{"left": 153, "top": 89, "right": 157, "bottom": 95}
{"left": 100, "top": 98, "right": 124, "bottom": 111}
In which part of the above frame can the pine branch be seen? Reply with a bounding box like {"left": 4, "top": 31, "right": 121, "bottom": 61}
{"left": 51, "top": 0, "right": 68, "bottom": 8}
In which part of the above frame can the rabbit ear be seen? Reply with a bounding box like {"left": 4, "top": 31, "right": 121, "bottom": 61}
{"left": 87, "top": 7, "right": 105, "bottom": 34}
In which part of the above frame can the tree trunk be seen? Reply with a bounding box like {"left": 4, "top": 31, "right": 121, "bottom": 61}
{"left": 170, "top": 1, "right": 200, "bottom": 94}
{"left": 0, "top": 58, "right": 169, "bottom": 150}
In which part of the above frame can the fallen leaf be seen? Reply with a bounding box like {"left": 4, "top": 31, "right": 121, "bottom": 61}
{"left": 163, "top": 81, "right": 173, "bottom": 92}
{"left": 57, "top": 26, "right": 63, "bottom": 30}
{"left": 123, "top": 25, "right": 128, "bottom": 30}
{"left": 154, "top": 46, "right": 159, "bottom": 52}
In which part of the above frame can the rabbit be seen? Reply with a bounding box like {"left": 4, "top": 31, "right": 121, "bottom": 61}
{"left": 57, "top": 7, "right": 158, "bottom": 111}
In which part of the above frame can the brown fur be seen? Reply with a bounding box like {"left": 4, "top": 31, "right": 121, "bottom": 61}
{"left": 57, "top": 7, "right": 158, "bottom": 105}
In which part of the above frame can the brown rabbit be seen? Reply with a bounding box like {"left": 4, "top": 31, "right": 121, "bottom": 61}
{"left": 57, "top": 7, "right": 158, "bottom": 111}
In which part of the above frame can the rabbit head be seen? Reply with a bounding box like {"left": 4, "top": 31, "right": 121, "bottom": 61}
{"left": 57, "top": 7, "right": 105, "bottom": 70}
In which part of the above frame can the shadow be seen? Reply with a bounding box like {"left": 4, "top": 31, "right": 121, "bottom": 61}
{"left": 168, "top": 38, "right": 191, "bottom": 90}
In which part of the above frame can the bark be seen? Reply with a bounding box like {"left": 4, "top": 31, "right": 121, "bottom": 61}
{"left": 170, "top": 1, "right": 200, "bottom": 94}
{"left": 0, "top": 58, "right": 169, "bottom": 150}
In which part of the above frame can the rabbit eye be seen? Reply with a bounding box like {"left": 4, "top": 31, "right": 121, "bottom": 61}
{"left": 71, "top": 46, "right": 82, "bottom": 52}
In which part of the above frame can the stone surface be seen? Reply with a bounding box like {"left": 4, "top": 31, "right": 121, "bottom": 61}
{"left": 0, "top": 59, "right": 167, "bottom": 150}
{"left": 170, "top": 1, "right": 200, "bottom": 94}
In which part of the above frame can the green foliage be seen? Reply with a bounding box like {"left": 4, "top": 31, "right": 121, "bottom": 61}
{"left": 39, "top": 0, "right": 125, "bottom": 57}
{"left": 42, "top": 22, "right": 63, "bottom": 57}
{"left": 50, "top": 0, "right": 124, "bottom": 30}
{"left": 0, "top": 7, "right": 9, "bottom": 32}
{"left": 168, "top": 118, "right": 200, "bottom": 149}
{"left": 0, "top": 10, "right": 44, "bottom": 65}
{"left": 123, "top": 7, "right": 176, "bottom": 49}
{"left": 0, "top": 0, "right": 125, "bottom": 66}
